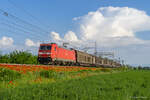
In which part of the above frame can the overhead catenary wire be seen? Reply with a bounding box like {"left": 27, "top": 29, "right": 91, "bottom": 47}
{"left": 0, "top": 6, "right": 52, "bottom": 53}
{"left": 0, "top": 8, "right": 49, "bottom": 36}
{"left": 0, "top": 27, "right": 30, "bottom": 46}
{"left": 0, "top": 23, "right": 41, "bottom": 40}
{"left": 0, "top": 17, "right": 50, "bottom": 40}
{"left": 0, "top": 7, "right": 97, "bottom": 53}
{"left": 7, "top": 0, "right": 50, "bottom": 30}
{"left": 0, "top": 18, "right": 48, "bottom": 40}
{"left": 0, "top": 22, "right": 42, "bottom": 40}
{"left": 0, "top": 27, "right": 21, "bottom": 38}
{"left": 0, "top": 6, "right": 83, "bottom": 49}
{"left": 0, "top": 8, "right": 52, "bottom": 44}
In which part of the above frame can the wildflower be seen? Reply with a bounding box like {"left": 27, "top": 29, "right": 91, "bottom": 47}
{"left": 9, "top": 80, "right": 13, "bottom": 84}
{"left": 7, "top": 80, "right": 16, "bottom": 88}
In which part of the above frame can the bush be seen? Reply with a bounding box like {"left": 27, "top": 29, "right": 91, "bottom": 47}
{"left": 0, "top": 54, "right": 10, "bottom": 63}
{"left": 0, "top": 68, "right": 21, "bottom": 81}
{"left": 0, "top": 50, "right": 38, "bottom": 64}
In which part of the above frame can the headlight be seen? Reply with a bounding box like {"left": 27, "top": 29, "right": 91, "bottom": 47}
{"left": 38, "top": 52, "right": 51, "bottom": 55}
{"left": 46, "top": 52, "right": 51, "bottom": 54}
{"left": 39, "top": 52, "right": 43, "bottom": 54}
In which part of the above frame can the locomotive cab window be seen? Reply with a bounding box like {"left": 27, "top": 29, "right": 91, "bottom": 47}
{"left": 47, "top": 46, "right": 51, "bottom": 50}
{"left": 40, "top": 46, "right": 51, "bottom": 50}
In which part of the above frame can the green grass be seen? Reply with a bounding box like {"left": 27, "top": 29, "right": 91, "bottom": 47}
{"left": 0, "top": 68, "right": 21, "bottom": 81}
{"left": 0, "top": 70, "right": 150, "bottom": 100}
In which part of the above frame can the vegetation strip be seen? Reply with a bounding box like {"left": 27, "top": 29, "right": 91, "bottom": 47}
{"left": 0, "top": 70, "right": 149, "bottom": 100}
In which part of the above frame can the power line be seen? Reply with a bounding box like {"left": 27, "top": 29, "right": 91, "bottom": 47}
{"left": 0, "top": 23, "right": 42, "bottom": 41}
{"left": 0, "top": 27, "right": 21, "bottom": 38}
{"left": 0, "top": 18, "right": 44, "bottom": 41}
{"left": 0, "top": 18, "right": 48, "bottom": 39}
{"left": 7, "top": 0, "right": 50, "bottom": 30}
{"left": 0, "top": 8, "right": 49, "bottom": 52}
{"left": 0, "top": 22, "right": 44, "bottom": 41}
{"left": 0, "top": 8, "right": 49, "bottom": 35}
{"left": 2, "top": 17, "right": 49, "bottom": 38}
{"left": 0, "top": 8, "right": 52, "bottom": 44}
{"left": 0, "top": 27, "right": 37, "bottom": 46}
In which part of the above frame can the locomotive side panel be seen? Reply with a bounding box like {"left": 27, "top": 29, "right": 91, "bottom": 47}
{"left": 56, "top": 47, "right": 76, "bottom": 63}
{"left": 38, "top": 43, "right": 76, "bottom": 64}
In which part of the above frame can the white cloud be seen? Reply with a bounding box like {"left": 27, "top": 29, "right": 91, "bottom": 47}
{"left": 51, "top": 31, "right": 81, "bottom": 44}
{"left": 25, "top": 39, "right": 40, "bottom": 47}
{"left": 51, "top": 31, "right": 62, "bottom": 41}
{"left": 49, "top": 6, "right": 150, "bottom": 65}
{"left": 77, "top": 6, "right": 150, "bottom": 47}
{"left": 51, "top": 7, "right": 150, "bottom": 48}
{"left": 64, "top": 31, "right": 79, "bottom": 42}
{"left": 0, "top": 36, "right": 14, "bottom": 47}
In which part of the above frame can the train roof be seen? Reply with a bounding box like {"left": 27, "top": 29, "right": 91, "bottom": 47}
{"left": 40, "top": 43, "right": 75, "bottom": 50}
{"left": 75, "top": 49, "right": 96, "bottom": 57}
{"left": 40, "top": 43, "right": 57, "bottom": 45}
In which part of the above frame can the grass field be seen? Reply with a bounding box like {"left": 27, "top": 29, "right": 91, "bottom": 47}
{"left": 0, "top": 66, "right": 150, "bottom": 100}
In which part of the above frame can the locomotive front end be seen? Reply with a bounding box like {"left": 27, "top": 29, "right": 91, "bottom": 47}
{"left": 38, "top": 44, "right": 52, "bottom": 64}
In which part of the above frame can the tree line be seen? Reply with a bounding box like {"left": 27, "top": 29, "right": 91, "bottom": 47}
{"left": 0, "top": 50, "right": 38, "bottom": 64}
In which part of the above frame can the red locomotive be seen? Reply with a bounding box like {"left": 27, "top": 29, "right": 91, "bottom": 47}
{"left": 38, "top": 43, "right": 76, "bottom": 65}
{"left": 38, "top": 43, "right": 121, "bottom": 67}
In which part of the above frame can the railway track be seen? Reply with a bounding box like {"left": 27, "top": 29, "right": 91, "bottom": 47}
{"left": 0, "top": 63, "right": 118, "bottom": 68}
{"left": 0, "top": 63, "right": 97, "bottom": 68}
{"left": 0, "top": 63, "right": 117, "bottom": 68}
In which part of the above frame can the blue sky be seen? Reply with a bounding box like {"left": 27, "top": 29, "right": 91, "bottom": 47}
{"left": 0, "top": 0, "right": 150, "bottom": 66}
{"left": 0, "top": 0, "right": 150, "bottom": 36}
{"left": 0, "top": 0, "right": 150, "bottom": 39}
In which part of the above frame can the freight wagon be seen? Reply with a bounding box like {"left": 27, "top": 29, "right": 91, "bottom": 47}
{"left": 75, "top": 50, "right": 95, "bottom": 66}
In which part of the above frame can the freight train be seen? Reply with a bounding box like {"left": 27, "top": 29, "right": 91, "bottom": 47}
{"left": 37, "top": 43, "right": 121, "bottom": 67}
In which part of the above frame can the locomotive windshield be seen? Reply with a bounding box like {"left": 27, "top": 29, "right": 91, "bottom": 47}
{"left": 40, "top": 46, "right": 51, "bottom": 50}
